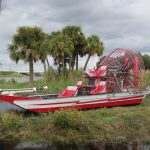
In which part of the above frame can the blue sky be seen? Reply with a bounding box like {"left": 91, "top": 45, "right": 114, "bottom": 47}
{"left": 0, "top": 0, "right": 150, "bottom": 71}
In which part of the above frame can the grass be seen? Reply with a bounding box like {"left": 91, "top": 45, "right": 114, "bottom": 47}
{"left": 0, "top": 95, "right": 150, "bottom": 145}
{"left": 0, "top": 70, "right": 150, "bottom": 146}
{"left": 0, "top": 69, "right": 83, "bottom": 93}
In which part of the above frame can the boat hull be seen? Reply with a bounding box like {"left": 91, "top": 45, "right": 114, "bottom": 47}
{"left": 0, "top": 92, "right": 145, "bottom": 113}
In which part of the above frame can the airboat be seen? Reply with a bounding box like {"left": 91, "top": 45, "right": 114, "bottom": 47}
{"left": 0, "top": 48, "right": 150, "bottom": 113}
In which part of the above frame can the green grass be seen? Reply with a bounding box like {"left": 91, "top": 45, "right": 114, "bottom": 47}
{"left": 0, "top": 70, "right": 150, "bottom": 145}
{"left": 0, "top": 70, "right": 83, "bottom": 93}
{"left": 0, "top": 95, "right": 150, "bottom": 145}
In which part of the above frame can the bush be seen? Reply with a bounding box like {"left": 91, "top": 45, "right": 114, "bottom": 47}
{"left": 2, "top": 112, "right": 22, "bottom": 129}
{"left": 52, "top": 109, "right": 84, "bottom": 129}
{"left": 0, "top": 114, "right": 3, "bottom": 128}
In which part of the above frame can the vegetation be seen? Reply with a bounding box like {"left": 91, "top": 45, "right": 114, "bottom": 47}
{"left": 142, "top": 54, "right": 150, "bottom": 70}
{"left": 8, "top": 25, "right": 104, "bottom": 86}
{"left": 0, "top": 69, "right": 149, "bottom": 147}
{"left": 83, "top": 35, "right": 104, "bottom": 70}
{"left": 62, "top": 26, "right": 87, "bottom": 71}
{"left": 0, "top": 95, "right": 150, "bottom": 145}
{"left": 0, "top": 70, "right": 83, "bottom": 93}
{"left": 8, "top": 26, "right": 45, "bottom": 87}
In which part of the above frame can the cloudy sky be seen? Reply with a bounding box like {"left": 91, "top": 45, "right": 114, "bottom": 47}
{"left": 0, "top": 0, "right": 150, "bottom": 71}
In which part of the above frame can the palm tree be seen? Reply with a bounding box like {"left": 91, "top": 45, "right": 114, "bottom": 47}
{"left": 62, "top": 25, "right": 86, "bottom": 71}
{"left": 83, "top": 35, "right": 104, "bottom": 70}
{"left": 49, "top": 31, "right": 74, "bottom": 74}
{"left": 8, "top": 26, "right": 44, "bottom": 87}
{"left": 39, "top": 34, "right": 51, "bottom": 72}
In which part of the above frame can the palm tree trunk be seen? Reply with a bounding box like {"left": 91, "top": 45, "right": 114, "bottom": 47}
{"left": 29, "top": 58, "right": 34, "bottom": 87}
{"left": 69, "top": 55, "right": 71, "bottom": 71}
{"left": 43, "top": 59, "right": 47, "bottom": 72}
{"left": 76, "top": 53, "right": 78, "bottom": 70}
{"left": 46, "top": 56, "right": 50, "bottom": 69}
{"left": 58, "top": 57, "right": 61, "bottom": 74}
{"left": 62, "top": 56, "right": 65, "bottom": 77}
{"left": 72, "top": 55, "right": 75, "bottom": 71}
{"left": 83, "top": 54, "right": 91, "bottom": 71}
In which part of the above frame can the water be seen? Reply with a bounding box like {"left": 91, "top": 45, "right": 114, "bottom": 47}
{"left": 0, "top": 101, "right": 22, "bottom": 112}
{"left": 0, "top": 142, "right": 149, "bottom": 150}
{"left": 0, "top": 76, "right": 43, "bottom": 83}
{"left": 0, "top": 76, "right": 43, "bottom": 112}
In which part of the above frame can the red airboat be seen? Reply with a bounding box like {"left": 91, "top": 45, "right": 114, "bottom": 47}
{"left": 0, "top": 48, "right": 150, "bottom": 112}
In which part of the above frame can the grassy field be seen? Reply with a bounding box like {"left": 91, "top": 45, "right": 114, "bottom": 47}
{"left": 0, "top": 95, "right": 150, "bottom": 145}
{"left": 0, "top": 70, "right": 150, "bottom": 146}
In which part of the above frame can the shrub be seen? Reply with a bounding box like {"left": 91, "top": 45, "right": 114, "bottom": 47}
{"left": 2, "top": 112, "right": 22, "bottom": 129}
{"left": 52, "top": 109, "right": 84, "bottom": 129}
{"left": 0, "top": 114, "right": 4, "bottom": 128}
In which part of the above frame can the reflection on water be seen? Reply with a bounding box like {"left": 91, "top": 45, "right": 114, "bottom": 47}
{"left": 0, "top": 142, "right": 149, "bottom": 150}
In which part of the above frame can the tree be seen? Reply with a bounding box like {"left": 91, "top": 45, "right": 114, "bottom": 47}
{"left": 142, "top": 54, "right": 150, "bottom": 70}
{"left": 62, "top": 26, "right": 86, "bottom": 71}
{"left": 96, "top": 56, "right": 106, "bottom": 67}
{"left": 39, "top": 34, "right": 51, "bottom": 72}
{"left": 48, "top": 31, "right": 74, "bottom": 74}
{"left": 8, "top": 26, "right": 44, "bottom": 86}
{"left": 83, "top": 35, "right": 104, "bottom": 70}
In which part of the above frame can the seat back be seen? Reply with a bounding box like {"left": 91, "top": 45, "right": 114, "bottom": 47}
{"left": 94, "top": 66, "right": 107, "bottom": 77}
{"left": 76, "top": 81, "right": 83, "bottom": 87}
{"left": 58, "top": 86, "right": 78, "bottom": 97}
{"left": 90, "top": 81, "right": 106, "bottom": 95}
{"left": 58, "top": 81, "right": 82, "bottom": 98}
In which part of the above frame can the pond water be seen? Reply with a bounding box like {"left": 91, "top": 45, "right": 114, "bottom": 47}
{"left": 0, "top": 76, "right": 43, "bottom": 83}
{"left": 0, "top": 101, "right": 22, "bottom": 112}
{"left": 0, "top": 75, "right": 44, "bottom": 112}
{"left": 0, "top": 142, "right": 149, "bottom": 150}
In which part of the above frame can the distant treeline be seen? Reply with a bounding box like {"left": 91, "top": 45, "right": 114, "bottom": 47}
{"left": 141, "top": 53, "right": 150, "bottom": 70}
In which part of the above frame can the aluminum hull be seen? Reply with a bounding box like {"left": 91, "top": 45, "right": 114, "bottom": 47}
{"left": 0, "top": 91, "right": 146, "bottom": 112}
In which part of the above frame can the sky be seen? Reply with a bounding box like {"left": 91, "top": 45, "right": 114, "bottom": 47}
{"left": 0, "top": 0, "right": 150, "bottom": 72}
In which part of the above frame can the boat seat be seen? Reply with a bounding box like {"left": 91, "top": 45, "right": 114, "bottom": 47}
{"left": 90, "top": 81, "right": 106, "bottom": 95}
{"left": 93, "top": 66, "right": 107, "bottom": 77}
{"left": 84, "top": 66, "right": 107, "bottom": 78}
{"left": 58, "top": 81, "right": 82, "bottom": 98}
{"left": 76, "top": 81, "right": 83, "bottom": 88}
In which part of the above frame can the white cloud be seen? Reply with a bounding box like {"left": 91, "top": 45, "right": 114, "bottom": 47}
{"left": 0, "top": 0, "right": 150, "bottom": 71}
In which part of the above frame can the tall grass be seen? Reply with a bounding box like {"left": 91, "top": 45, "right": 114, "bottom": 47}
{"left": 0, "top": 69, "right": 83, "bottom": 93}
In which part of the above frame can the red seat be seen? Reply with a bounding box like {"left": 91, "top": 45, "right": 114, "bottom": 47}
{"left": 58, "top": 81, "right": 82, "bottom": 98}
{"left": 93, "top": 66, "right": 107, "bottom": 77}
{"left": 84, "top": 66, "right": 107, "bottom": 78}
{"left": 90, "top": 81, "right": 106, "bottom": 95}
{"left": 58, "top": 86, "right": 78, "bottom": 97}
